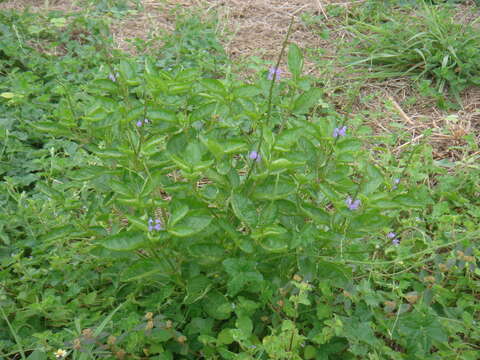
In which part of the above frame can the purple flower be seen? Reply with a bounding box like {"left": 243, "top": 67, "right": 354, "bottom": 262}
{"left": 108, "top": 73, "right": 117, "bottom": 82}
{"left": 387, "top": 232, "right": 400, "bottom": 245}
{"left": 249, "top": 150, "right": 261, "bottom": 162}
{"left": 392, "top": 178, "right": 400, "bottom": 190}
{"left": 333, "top": 126, "right": 347, "bottom": 138}
{"left": 148, "top": 218, "right": 163, "bottom": 232}
{"left": 345, "top": 197, "right": 361, "bottom": 210}
{"left": 136, "top": 118, "right": 149, "bottom": 127}
{"left": 268, "top": 67, "right": 282, "bottom": 80}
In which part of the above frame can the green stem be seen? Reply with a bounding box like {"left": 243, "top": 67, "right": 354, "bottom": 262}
{"left": 245, "top": 17, "right": 295, "bottom": 184}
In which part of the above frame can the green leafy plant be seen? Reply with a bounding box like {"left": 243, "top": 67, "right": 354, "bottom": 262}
{"left": 1, "top": 5, "right": 479, "bottom": 360}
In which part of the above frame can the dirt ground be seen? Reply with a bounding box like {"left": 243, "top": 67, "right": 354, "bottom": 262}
{"left": 1, "top": 0, "right": 479, "bottom": 159}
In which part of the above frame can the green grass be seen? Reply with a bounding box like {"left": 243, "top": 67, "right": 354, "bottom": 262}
{"left": 0, "top": 2, "right": 479, "bottom": 360}
{"left": 342, "top": 1, "right": 480, "bottom": 107}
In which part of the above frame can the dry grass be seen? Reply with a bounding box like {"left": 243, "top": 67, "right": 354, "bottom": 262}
{"left": 0, "top": 0, "right": 81, "bottom": 11}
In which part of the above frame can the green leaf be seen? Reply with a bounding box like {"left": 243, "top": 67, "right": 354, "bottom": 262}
{"left": 118, "top": 59, "right": 136, "bottom": 82}
{"left": 217, "top": 328, "right": 235, "bottom": 345}
{"left": 185, "top": 141, "right": 203, "bottom": 166}
{"left": 236, "top": 316, "right": 253, "bottom": 335}
{"left": 269, "top": 158, "right": 304, "bottom": 174}
{"left": 184, "top": 275, "right": 212, "bottom": 304}
{"left": 292, "top": 88, "right": 323, "bottom": 114}
{"left": 274, "top": 128, "right": 304, "bottom": 152}
{"left": 41, "top": 225, "right": 77, "bottom": 242}
{"left": 188, "top": 243, "right": 225, "bottom": 264}
{"left": 232, "top": 85, "right": 261, "bottom": 98}
{"left": 32, "top": 121, "right": 71, "bottom": 137}
{"left": 92, "top": 79, "right": 118, "bottom": 93}
{"left": 121, "top": 259, "right": 171, "bottom": 282}
{"left": 300, "top": 203, "right": 330, "bottom": 225}
{"left": 27, "top": 351, "right": 47, "bottom": 360}
{"left": 231, "top": 193, "right": 258, "bottom": 227}
{"left": 101, "top": 231, "right": 146, "bottom": 251}
{"left": 168, "top": 212, "right": 212, "bottom": 237}
{"left": 147, "top": 108, "right": 177, "bottom": 122}
{"left": 259, "top": 235, "right": 289, "bottom": 253}
{"left": 288, "top": 43, "right": 304, "bottom": 79}
{"left": 170, "top": 204, "right": 189, "bottom": 227}
{"left": 203, "top": 291, "right": 233, "bottom": 320}
{"left": 336, "top": 138, "right": 362, "bottom": 153}
{"left": 253, "top": 181, "right": 296, "bottom": 200}
{"left": 151, "top": 329, "right": 174, "bottom": 343}
{"left": 201, "top": 78, "right": 226, "bottom": 95}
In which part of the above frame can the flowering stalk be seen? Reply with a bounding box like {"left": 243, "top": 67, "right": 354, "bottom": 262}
{"left": 245, "top": 17, "right": 294, "bottom": 184}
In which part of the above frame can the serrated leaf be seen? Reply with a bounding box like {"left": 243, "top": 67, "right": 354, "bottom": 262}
{"left": 169, "top": 204, "right": 189, "bottom": 227}
{"left": 184, "top": 275, "right": 212, "bottom": 304}
{"left": 231, "top": 193, "right": 258, "bottom": 227}
{"left": 292, "top": 88, "right": 323, "bottom": 114}
{"left": 101, "top": 231, "right": 146, "bottom": 251}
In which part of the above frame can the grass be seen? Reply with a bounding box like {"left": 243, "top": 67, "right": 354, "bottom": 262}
{"left": 0, "top": 0, "right": 479, "bottom": 359}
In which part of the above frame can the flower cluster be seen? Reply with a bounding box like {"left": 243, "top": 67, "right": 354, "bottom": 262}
{"left": 268, "top": 67, "right": 282, "bottom": 80}
{"left": 393, "top": 178, "right": 400, "bottom": 190}
{"left": 148, "top": 218, "right": 163, "bottom": 232}
{"left": 345, "top": 197, "right": 361, "bottom": 210}
{"left": 387, "top": 232, "right": 400, "bottom": 245}
{"left": 333, "top": 126, "right": 347, "bottom": 138}
{"left": 108, "top": 72, "right": 119, "bottom": 82}
{"left": 136, "top": 118, "right": 150, "bottom": 127}
{"left": 249, "top": 150, "right": 261, "bottom": 162}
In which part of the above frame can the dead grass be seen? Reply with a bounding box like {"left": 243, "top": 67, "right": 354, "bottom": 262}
{"left": 0, "top": 0, "right": 81, "bottom": 11}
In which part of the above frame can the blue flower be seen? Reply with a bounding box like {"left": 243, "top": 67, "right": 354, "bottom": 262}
{"left": 392, "top": 238, "right": 400, "bottom": 246}
{"left": 333, "top": 126, "right": 347, "bottom": 138}
{"left": 387, "top": 232, "right": 396, "bottom": 239}
{"left": 249, "top": 150, "right": 261, "bottom": 162}
{"left": 136, "top": 120, "right": 143, "bottom": 127}
{"left": 268, "top": 67, "right": 282, "bottom": 80}
{"left": 392, "top": 178, "right": 400, "bottom": 190}
{"left": 148, "top": 218, "right": 163, "bottom": 232}
{"left": 345, "top": 196, "right": 360, "bottom": 210}
{"left": 108, "top": 73, "right": 117, "bottom": 82}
